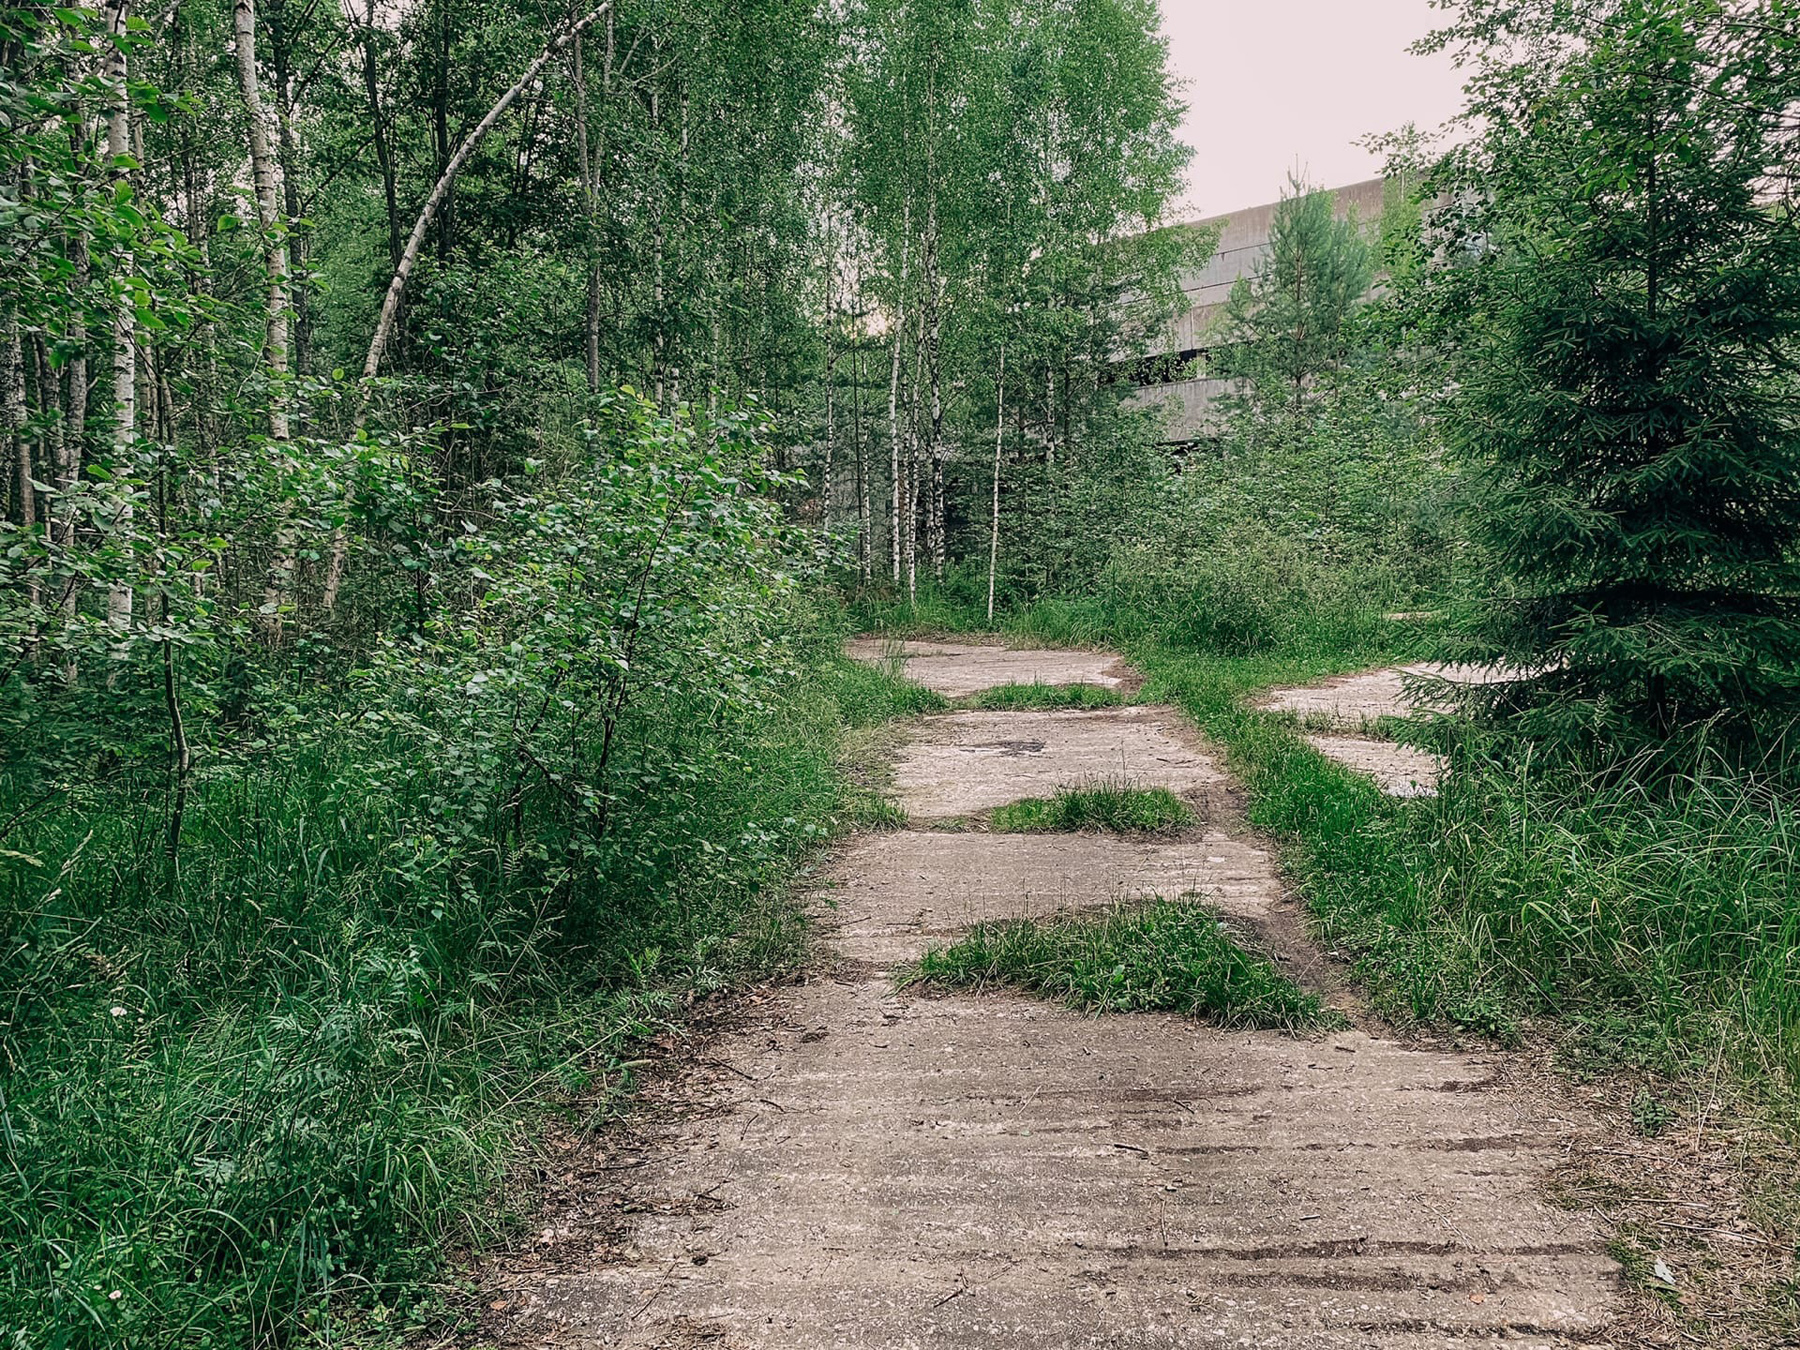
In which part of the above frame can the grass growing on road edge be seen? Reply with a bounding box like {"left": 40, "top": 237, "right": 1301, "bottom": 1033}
{"left": 991, "top": 780, "right": 1192, "bottom": 833}
{"left": 906, "top": 898, "right": 1340, "bottom": 1032}
{"left": 0, "top": 640, "right": 932, "bottom": 1348}
{"left": 858, "top": 583, "right": 1800, "bottom": 1337}
{"left": 861, "top": 589, "right": 1800, "bottom": 1098}
{"left": 1128, "top": 645, "right": 1800, "bottom": 1104}
{"left": 965, "top": 681, "right": 1124, "bottom": 710}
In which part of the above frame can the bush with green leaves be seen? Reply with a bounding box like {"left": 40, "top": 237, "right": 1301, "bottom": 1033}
{"left": 0, "top": 395, "right": 889, "bottom": 1347}
{"left": 344, "top": 395, "right": 814, "bottom": 917}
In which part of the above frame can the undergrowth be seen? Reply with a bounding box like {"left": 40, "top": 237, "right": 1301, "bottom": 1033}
{"left": 0, "top": 640, "right": 924, "bottom": 1348}
{"left": 990, "top": 780, "right": 1192, "bottom": 833}
{"left": 906, "top": 898, "right": 1338, "bottom": 1032}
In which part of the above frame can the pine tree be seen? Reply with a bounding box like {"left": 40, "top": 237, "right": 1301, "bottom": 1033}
{"left": 1215, "top": 175, "right": 1374, "bottom": 415}
{"left": 1427, "top": 0, "right": 1800, "bottom": 738}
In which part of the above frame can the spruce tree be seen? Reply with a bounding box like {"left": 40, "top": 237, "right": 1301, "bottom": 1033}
{"left": 1427, "top": 0, "right": 1800, "bottom": 738}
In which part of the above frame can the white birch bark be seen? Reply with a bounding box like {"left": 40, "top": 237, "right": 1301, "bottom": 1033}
{"left": 987, "top": 345, "right": 1004, "bottom": 624}
{"left": 4, "top": 312, "right": 35, "bottom": 617}
{"left": 886, "top": 228, "right": 909, "bottom": 585}
{"left": 326, "top": 1, "right": 614, "bottom": 613}
{"left": 571, "top": 31, "right": 602, "bottom": 393}
{"left": 235, "top": 0, "right": 299, "bottom": 628}
{"left": 360, "top": 1, "right": 614, "bottom": 384}
{"left": 905, "top": 303, "right": 923, "bottom": 606}
{"left": 821, "top": 212, "right": 835, "bottom": 525}
{"left": 103, "top": 0, "right": 135, "bottom": 638}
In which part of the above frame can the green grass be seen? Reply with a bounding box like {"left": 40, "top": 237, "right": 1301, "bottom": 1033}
{"left": 1123, "top": 642, "right": 1800, "bottom": 1093}
{"left": 0, "top": 642, "right": 928, "bottom": 1348}
{"left": 965, "top": 681, "right": 1124, "bottom": 710}
{"left": 861, "top": 589, "right": 1800, "bottom": 1097}
{"left": 990, "top": 780, "right": 1192, "bottom": 833}
{"left": 905, "top": 898, "right": 1340, "bottom": 1031}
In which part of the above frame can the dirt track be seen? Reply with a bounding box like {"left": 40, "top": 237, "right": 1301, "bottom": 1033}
{"left": 471, "top": 642, "right": 1619, "bottom": 1348}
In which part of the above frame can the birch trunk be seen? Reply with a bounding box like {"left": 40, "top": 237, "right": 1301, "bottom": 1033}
{"left": 358, "top": 0, "right": 402, "bottom": 269}
{"left": 571, "top": 32, "right": 602, "bottom": 393}
{"left": 821, "top": 214, "right": 835, "bottom": 525}
{"left": 987, "top": 346, "right": 1004, "bottom": 623}
{"left": 103, "top": 0, "right": 135, "bottom": 638}
{"left": 885, "top": 230, "right": 909, "bottom": 585}
{"left": 360, "top": 1, "right": 614, "bottom": 384}
{"left": 326, "top": 1, "right": 614, "bottom": 613}
{"left": 67, "top": 231, "right": 88, "bottom": 465}
{"left": 264, "top": 0, "right": 307, "bottom": 377}
{"left": 649, "top": 38, "right": 665, "bottom": 405}
{"left": 3, "top": 312, "right": 22, "bottom": 495}
{"left": 905, "top": 303, "right": 923, "bottom": 606}
{"left": 4, "top": 312, "right": 32, "bottom": 568}
{"left": 234, "top": 0, "right": 290, "bottom": 442}
{"left": 31, "top": 340, "right": 67, "bottom": 542}
{"left": 925, "top": 229, "right": 945, "bottom": 581}
{"left": 235, "top": 0, "right": 298, "bottom": 628}
{"left": 63, "top": 232, "right": 88, "bottom": 675}
{"left": 854, "top": 330, "right": 871, "bottom": 585}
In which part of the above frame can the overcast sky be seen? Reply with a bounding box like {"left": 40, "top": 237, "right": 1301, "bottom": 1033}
{"left": 1161, "top": 1, "right": 1468, "bottom": 220}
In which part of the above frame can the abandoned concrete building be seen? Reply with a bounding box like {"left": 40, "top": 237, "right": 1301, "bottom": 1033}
{"left": 1133, "top": 177, "right": 1388, "bottom": 443}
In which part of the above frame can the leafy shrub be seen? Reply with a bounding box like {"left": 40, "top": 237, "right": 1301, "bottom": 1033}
{"left": 0, "top": 397, "right": 911, "bottom": 1347}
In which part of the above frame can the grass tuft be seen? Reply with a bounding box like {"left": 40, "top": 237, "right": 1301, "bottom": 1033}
{"left": 965, "top": 681, "right": 1124, "bottom": 710}
{"left": 905, "top": 898, "right": 1340, "bottom": 1031}
{"left": 990, "top": 780, "right": 1192, "bottom": 833}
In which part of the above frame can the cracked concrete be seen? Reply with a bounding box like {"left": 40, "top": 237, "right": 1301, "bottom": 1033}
{"left": 843, "top": 638, "right": 1131, "bottom": 698}
{"left": 1258, "top": 664, "right": 1521, "bottom": 798}
{"left": 468, "top": 644, "right": 1619, "bottom": 1349}
{"left": 1257, "top": 663, "right": 1521, "bottom": 728}
{"left": 818, "top": 830, "right": 1287, "bottom": 967}
{"left": 1304, "top": 734, "right": 1446, "bottom": 799}
{"left": 890, "top": 706, "right": 1226, "bottom": 820}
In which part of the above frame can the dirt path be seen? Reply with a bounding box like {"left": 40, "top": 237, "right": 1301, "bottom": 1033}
{"left": 473, "top": 643, "right": 1619, "bottom": 1348}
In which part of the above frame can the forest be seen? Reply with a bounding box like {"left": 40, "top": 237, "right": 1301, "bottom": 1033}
{"left": 2, "top": 0, "right": 1799, "bottom": 1345}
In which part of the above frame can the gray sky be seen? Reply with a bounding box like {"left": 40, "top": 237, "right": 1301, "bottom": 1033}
{"left": 1161, "top": 1, "right": 1467, "bottom": 219}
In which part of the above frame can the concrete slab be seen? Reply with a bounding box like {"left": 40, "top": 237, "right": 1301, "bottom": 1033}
{"left": 846, "top": 638, "right": 1129, "bottom": 698}
{"left": 469, "top": 646, "right": 1618, "bottom": 1349}
{"left": 492, "top": 979, "right": 1617, "bottom": 1349}
{"left": 820, "top": 830, "right": 1286, "bottom": 966}
{"left": 892, "top": 706, "right": 1226, "bottom": 820}
{"left": 1257, "top": 663, "right": 1519, "bottom": 727}
{"left": 1305, "top": 735, "right": 1446, "bottom": 799}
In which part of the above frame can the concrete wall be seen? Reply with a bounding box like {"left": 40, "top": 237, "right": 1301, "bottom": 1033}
{"left": 1133, "top": 376, "right": 1237, "bottom": 439}
{"left": 1135, "top": 177, "right": 1388, "bottom": 441}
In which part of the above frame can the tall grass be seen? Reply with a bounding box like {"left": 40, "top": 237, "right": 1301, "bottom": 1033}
{"left": 1301, "top": 742, "right": 1800, "bottom": 1073}
{"left": 0, "top": 646, "right": 923, "bottom": 1347}
{"left": 848, "top": 540, "right": 1401, "bottom": 661}
{"left": 1136, "top": 645, "right": 1800, "bottom": 1093}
